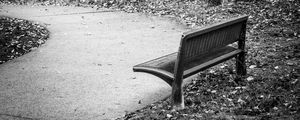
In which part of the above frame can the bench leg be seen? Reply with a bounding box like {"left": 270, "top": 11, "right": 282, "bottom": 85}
{"left": 171, "top": 79, "right": 184, "bottom": 110}
{"left": 236, "top": 52, "right": 246, "bottom": 76}
{"left": 237, "top": 21, "right": 247, "bottom": 76}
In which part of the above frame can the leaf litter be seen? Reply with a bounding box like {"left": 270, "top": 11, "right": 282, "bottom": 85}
{"left": 0, "top": 16, "right": 50, "bottom": 64}
{"left": 114, "top": 0, "right": 300, "bottom": 120}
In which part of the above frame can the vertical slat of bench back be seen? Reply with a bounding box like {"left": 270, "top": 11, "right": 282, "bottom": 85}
{"left": 181, "top": 15, "right": 248, "bottom": 63}
{"left": 184, "top": 23, "right": 241, "bottom": 61}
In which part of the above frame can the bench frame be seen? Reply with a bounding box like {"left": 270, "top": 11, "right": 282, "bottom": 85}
{"left": 133, "top": 15, "right": 248, "bottom": 109}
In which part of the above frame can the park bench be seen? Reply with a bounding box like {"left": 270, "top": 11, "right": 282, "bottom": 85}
{"left": 133, "top": 15, "right": 248, "bottom": 109}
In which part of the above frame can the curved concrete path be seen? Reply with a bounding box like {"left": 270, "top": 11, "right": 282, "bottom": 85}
{"left": 0, "top": 5, "right": 188, "bottom": 120}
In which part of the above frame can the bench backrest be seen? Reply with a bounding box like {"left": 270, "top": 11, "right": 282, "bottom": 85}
{"left": 174, "top": 15, "right": 248, "bottom": 80}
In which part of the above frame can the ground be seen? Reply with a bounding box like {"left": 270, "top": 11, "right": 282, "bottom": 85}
{"left": 0, "top": 4, "right": 187, "bottom": 120}
{"left": 0, "top": 16, "right": 49, "bottom": 64}
{"left": 117, "top": 1, "right": 300, "bottom": 120}
{"left": 0, "top": 0, "right": 299, "bottom": 120}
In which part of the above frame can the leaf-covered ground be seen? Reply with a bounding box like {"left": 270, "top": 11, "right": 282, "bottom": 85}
{"left": 0, "top": 16, "right": 49, "bottom": 64}
{"left": 114, "top": 1, "right": 300, "bottom": 120}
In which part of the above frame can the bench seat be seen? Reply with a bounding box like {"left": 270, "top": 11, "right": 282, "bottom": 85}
{"left": 133, "top": 46, "right": 242, "bottom": 86}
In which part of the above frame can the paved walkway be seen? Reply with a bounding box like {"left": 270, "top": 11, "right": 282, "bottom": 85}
{"left": 0, "top": 5, "right": 188, "bottom": 120}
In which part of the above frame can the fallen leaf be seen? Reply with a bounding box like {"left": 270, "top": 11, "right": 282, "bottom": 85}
{"left": 166, "top": 114, "right": 172, "bottom": 118}
{"left": 211, "top": 90, "right": 217, "bottom": 93}
{"left": 247, "top": 76, "right": 254, "bottom": 81}
{"left": 237, "top": 98, "right": 246, "bottom": 104}
{"left": 286, "top": 60, "right": 297, "bottom": 65}
{"left": 249, "top": 65, "right": 256, "bottom": 69}
{"left": 230, "top": 90, "right": 237, "bottom": 94}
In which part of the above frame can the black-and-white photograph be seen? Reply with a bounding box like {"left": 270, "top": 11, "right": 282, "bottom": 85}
{"left": 0, "top": 0, "right": 299, "bottom": 119}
